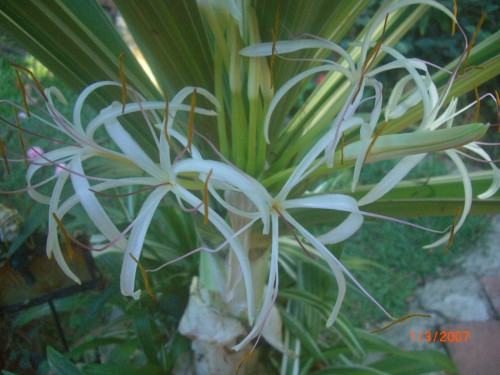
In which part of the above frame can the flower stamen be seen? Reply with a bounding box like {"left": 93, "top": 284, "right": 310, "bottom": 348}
{"left": 14, "top": 108, "right": 28, "bottom": 166}
{"left": 273, "top": 205, "right": 313, "bottom": 258}
{"left": 130, "top": 253, "right": 158, "bottom": 301}
{"left": 52, "top": 212, "right": 74, "bottom": 259}
{"left": 452, "top": 0, "right": 458, "bottom": 36}
{"left": 236, "top": 349, "right": 257, "bottom": 375}
{"left": 340, "top": 131, "right": 345, "bottom": 165}
{"left": 363, "top": 120, "right": 389, "bottom": 166}
{"left": 460, "top": 13, "right": 486, "bottom": 74}
{"left": 187, "top": 88, "right": 197, "bottom": 152}
{"left": 12, "top": 63, "right": 47, "bottom": 101}
{"left": 0, "top": 138, "right": 10, "bottom": 175}
{"left": 371, "top": 313, "right": 431, "bottom": 334}
{"left": 15, "top": 70, "right": 30, "bottom": 117}
{"left": 352, "top": 14, "right": 388, "bottom": 103}
{"left": 118, "top": 52, "right": 127, "bottom": 114}
{"left": 203, "top": 169, "right": 213, "bottom": 224}
{"left": 442, "top": 206, "right": 462, "bottom": 254}
{"left": 163, "top": 90, "right": 172, "bottom": 148}
{"left": 270, "top": 0, "right": 280, "bottom": 89}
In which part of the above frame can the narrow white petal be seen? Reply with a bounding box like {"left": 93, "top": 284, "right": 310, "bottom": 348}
{"left": 74, "top": 81, "right": 119, "bottom": 132}
{"left": 263, "top": 65, "right": 352, "bottom": 144}
{"left": 282, "top": 212, "right": 345, "bottom": 326}
{"left": 358, "top": 154, "right": 426, "bottom": 206}
{"left": 104, "top": 114, "right": 163, "bottom": 179}
{"left": 284, "top": 194, "right": 359, "bottom": 213}
{"left": 86, "top": 101, "right": 216, "bottom": 138}
{"left": 70, "top": 154, "right": 127, "bottom": 248}
{"left": 120, "top": 186, "right": 170, "bottom": 299}
{"left": 173, "top": 159, "right": 271, "bottom": 230}
{"left": 278, "top": 116, "right": 365, "bottom": 201}
{"left": 175, "top": 185, "right": 256, "bottom": 324}
{"left": 233, "top": 214, "right": 280, "bottom": 351}
{"left": 45, "top": 169, "right": 81, "bottom": 283}
{"left": 241, "top": 38, "right": 355, "bottom": 72}
{"left": 464, "top": 143, "right": 500, "bottom": 199}
{"left": 317, "top": 213, "right": 364, "bottom": 245}
{"left": 284, "top": 211, "right": 393, "bottom": 324}
{"left": 424, "top": 150, "right": 472, "bottom": 248}
{"left": 26, "top": 147, "right": 79, "bottom": 204}
{"left": 385, "top": 74, "right": 422, "bottom": 120}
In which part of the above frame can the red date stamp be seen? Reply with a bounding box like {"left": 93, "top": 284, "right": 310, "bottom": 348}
{"left": 410, "top": 331, "right": 470, "bottom": 343}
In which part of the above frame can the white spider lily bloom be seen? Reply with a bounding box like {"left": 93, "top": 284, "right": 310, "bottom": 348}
{"left": 22, "top": 81, "right": 259, "bottom": 323}
{"left": 225, "top": 134, "right": 395, "bottom": 351}
{"left": 170, "top": 139, "right": 369, "bottom": 351}
{"left": 358, "top": 90, "right": 498, "bottom": 249}
{"left": 24, "top": 85, "right": 136, "bottom": 283}
{"left": 82, "top": 91, "right": 259, "bottom": 323}
{"left": 239, "top": 17, "right": 448, "bottom": 193}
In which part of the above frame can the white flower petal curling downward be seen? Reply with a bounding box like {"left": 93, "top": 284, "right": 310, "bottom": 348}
{"left": 121, "top": 186, "right": 171, "bottom": 299}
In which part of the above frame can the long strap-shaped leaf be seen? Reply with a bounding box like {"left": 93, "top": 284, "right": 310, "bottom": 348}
{"left": 0, "top": 0, "right": 160, "bottom": 151}
{"left": 113, "top": 0, "right": 213, "bottom": 94}
{"left": 0, "top": 0, "right": 158, "bottom": 98}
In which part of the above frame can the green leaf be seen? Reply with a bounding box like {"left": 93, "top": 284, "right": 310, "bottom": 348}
{"left": 0, "top": 0, "right": 159, "bottom": 153}
{"left": 46, "top": 346, "right": 84, "bottom": 375}
{"left": 107, "top": 341, "right": 142, "bottom": 365}
{"left": 82, "top": 364, "right": 163, "bottom": 375}
{"left": 312, "top": 365, "right": 390, "bottom": 375}
{"left": 7, "top": 204, "right": 47, "bottom": 256}
{"left": 0, "top": 0, "right": 157, "bottom": 98}
{"left": 134, "top": 315, "right": 159, "bottom": 365}
{"left": 371, "top": 351, "right": 458, "bottom": 375}
{"left": 67, "top": 338, "right": 124, "bottom": 360}
{"left": 113, "top": 0, "right": 213, "bottom": 93}
{"left": 333, "top": 315, "right": 366, "bottom": 359}
{"left": 357, "top": 330, "right": 458, "bottom": 374}
{"left": 280, "top": 309, "right": 326, "bottom": 363}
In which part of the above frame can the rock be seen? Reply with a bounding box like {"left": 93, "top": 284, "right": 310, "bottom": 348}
{"left": 460, "top": 215, "right": 500, "bottom": 277}
{"left": 418, "top": 275, "right": 494, "bottom": 322}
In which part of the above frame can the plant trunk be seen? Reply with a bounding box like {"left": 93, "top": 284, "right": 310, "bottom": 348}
{"left": 174, "top": 192, "right": 270, "bottom": 374}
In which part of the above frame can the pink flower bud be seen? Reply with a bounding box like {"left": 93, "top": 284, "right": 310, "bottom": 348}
{"left": 27, "top": 146, "right": 44, "bottom": 159}
{"left": 54, "top": 163, "right": 66, "bottom": 175}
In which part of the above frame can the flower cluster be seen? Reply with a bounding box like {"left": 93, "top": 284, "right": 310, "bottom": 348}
{"left": 1, "top": 0, "right": 498, "bottom": 353}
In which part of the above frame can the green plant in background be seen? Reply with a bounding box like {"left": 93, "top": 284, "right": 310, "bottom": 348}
{"left": 0, "top": 0, "right": 499, "bottom": 374}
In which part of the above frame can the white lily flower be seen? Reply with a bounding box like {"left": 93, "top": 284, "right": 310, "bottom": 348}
{"left": 18, "top": 81, "right": 257, "bottom": 312}
{"left": 23, "top": 85, "right": 136, "bottom": 283}
{"left": 78, "top": 89, "right": 255, "bottom": 315}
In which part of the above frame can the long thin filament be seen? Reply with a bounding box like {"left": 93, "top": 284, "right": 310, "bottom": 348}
{"left": 371, "top": 313, "right": 431, "bottom": 334}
